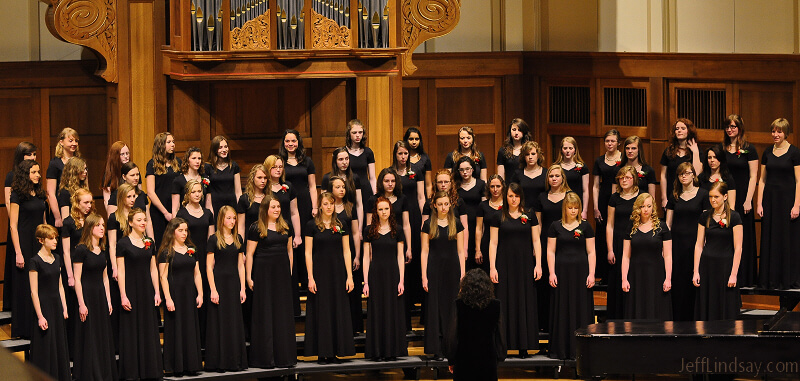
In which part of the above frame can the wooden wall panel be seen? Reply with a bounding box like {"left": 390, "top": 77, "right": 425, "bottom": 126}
{"left": 310, "top": 79, "right": 355, "bottom": 177}
{"left": 736, "top": 83, "right": 794, "bottom": 137}
{"left": 169, "top": 82, "right": 210, "bottom": 152}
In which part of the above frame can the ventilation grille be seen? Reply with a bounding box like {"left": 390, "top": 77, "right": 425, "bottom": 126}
{"left": 604, "top": 87, "right": 647, "bottom": 126}
{"left": 676, "top": 88, "right": 726, "bottom": 129}
{"left": 549, "top": 86, "right": 590, "bottom": 124}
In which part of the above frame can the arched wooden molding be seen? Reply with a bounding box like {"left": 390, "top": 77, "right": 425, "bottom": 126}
{"left": 41, "top": 0, "right": 118, "bottom": 83}
{"left": 401, "top": 0, "right": 460, "bottom": 76}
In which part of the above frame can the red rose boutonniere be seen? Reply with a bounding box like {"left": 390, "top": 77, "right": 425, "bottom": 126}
{"left": 615, "top": 160, "right": 622, "bottom": 166}
{"left": 187, "top": 247, "right": 196, "bottom": 256}
{"left": 143, "top": 237, "right": 153, "bottom": 250}
{"left": 332, "top": 225, "right": 345, "bottom": 234}
{"left": 718, "top": 218, "right": 728, "bottom": 228}
{"left": 574, "top": 164, "right": 584, "bottom": 172}
{"left": 574, "top": 229, "right": 583, "bottom": 239}
{"left": 408, "top": 170, "right": 416, "bottom": 180}
{"left": 520, "top": 214, "right": 529, "bottom": 224}
{"left": 637, "top": 170, "right": 646, "bottom": 178}
{"left": 712, "top": 177, "right": 721, "bottom": 183}
{"left": 280, "top": 184, "right": 289, "bottom": 193}
{"left": 735, "top": 149, "right": 748, "bottom": 158}
{"left": 474, "top": 157, "right": 480, "bottom": 165}
{"left": 201, "top": 178, "right": 210, "bottom": 187}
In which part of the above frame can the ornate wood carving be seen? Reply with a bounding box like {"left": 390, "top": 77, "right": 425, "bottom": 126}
{"left": 401, "top": 0, "right": 460, "bottom": 76}
{"left": 231, "top": 10, "right": 271, "bottom": 50}
{"left": 40, "top": 0, "right": 118, "bottom": 83}
{"left": 311, "top": 10, "right": 350, "bottom": 49}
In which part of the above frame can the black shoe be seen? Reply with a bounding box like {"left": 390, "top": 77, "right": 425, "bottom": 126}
{"left": 386, "top": 356, "right": 397, "bottom": 362}
{"left": 317, "top": 357, "right": 330, "bottom": 365}
{"left": 519, "top": 351, "right": 529, "bottom": 358}
{"left": 331, "top": 357, "right": 343, "bottom": 364}
{"left": 432, "top": 355, "right": 444, "bottom": 361}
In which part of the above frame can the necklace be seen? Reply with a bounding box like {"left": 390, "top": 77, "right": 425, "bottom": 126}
{"left": 411, "top": 153, "right": 420, "bottom": 160}
{"left": 604, "top": 152, "right": 620, "bottom": 162}
{"left": 488, "top": 199, "right": 503, "bottom": 209}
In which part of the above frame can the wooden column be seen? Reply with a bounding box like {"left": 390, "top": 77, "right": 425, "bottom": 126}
{"left": 357, "top": 75, "right": 402, "bottom": 171}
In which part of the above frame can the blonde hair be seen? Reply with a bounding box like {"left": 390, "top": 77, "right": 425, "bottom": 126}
{"left": 151, "top": 132, "right": 179, "bottom": 175}
{"left": 519, "top": 140, "right": 544, "bottom": 169}
{"left": 263, "top": 155, "right": 285, "bottom": 187}
{"left": 55, "top": 128, "right": 81, "bottom": 158}
{"left": 182, "top": 179, "right": 203, "bottom": 206}
{"left": 428, "top": 191, "right": 457, "bottom": 240}
{"left": 245, "top": 164, "right": 267, "bottom": 208}
{"left": 257, "top": 193, "right": 288, "bottom": 238}
{"left": 214, "top": 205, "right": 242, "bottom": 249}
{"left": 629, "top": 193, "right": 661, "bottom": 237}
{"left": 554, "top": 136, "right": 585, "bottom": 166}
{"left": 69, "top": 188, "right": 95, "bottom": 230}
{"left": 58, "top": 156, "right": 88, "bottom": 194}
{"left": 124, "top": 208, "right": 146, "bottom": 237}
{"left": 561, "top": 192, "right": 582, "bottom": 224}
{"left": 545, "top": 164, "right": 572, "bottom": 193}
{"left": 771, "top": 118, "right": 792, "bottom": 135}
{"left": 114, "top": 183, "right": 136, "bottom": 235}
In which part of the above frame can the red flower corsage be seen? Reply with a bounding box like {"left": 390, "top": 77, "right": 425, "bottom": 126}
{"left": 615, "top": 161, "right": 622, "bottom": 166}
{"left": 332, "top": 225, "right": 345, "bottom": 234}
{"left": 520, "top": 214, "right": 529, "bottom": 224}
{"left": 735, "top": 149, "right": 748, "bottom": 158}
{"left": 637, "top": 170, "right": 646, "bottom": 178}
{"left": 187, "top": 247, "right": 195, "bottom": 256}
{"left": 408, "top": 170, "right": 416, "bottom": 180}
{"left": 573, "top": 164, "right": 583, "bottom": 172}
{"left": 712, "top": 177, "right": 721, "bottom": 183}
{"left": 718, "top": 218, "right": 727, "bottom": 228}
{"left": 143, "top": 237, "right": 153, "bottom": 250}
{"left": 280, "top": 184, "right": 289, "bottom": 193}
{"left": 574, "top": 229, "right": 583, "bottom": 239}
{"left": 474, "top": 157, "right": 480, "bottom": 165}
{"left": 201, "top": 177, "right": 210, "bottom": 186}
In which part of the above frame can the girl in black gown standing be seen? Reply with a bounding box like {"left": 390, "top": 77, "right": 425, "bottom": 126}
{"left": 106, "top": 162, "right": 148, "bottom": 216}
{"left": 620, "top": 136, "right": 657, "bottom": 196}
{"left": 496, "top": 118, "right": 532, "bottom": 180}
{"left": 721, "top": 114, "right": 759, "bottom": 287}
{"left": 756, "top": 118, "right": 800, "bottom": 289}
{"left": 116, "top": 208, "right": 162, "bottom": 380}
{"left": 170, "top": 147, "right": 204, "bottom": 217}
{"left": 509, "top": 141, "right": 546, "bottom": 211}
{"left": 146, "top": 132, "right": 180, "bottom": 247}
{"left": 363, "top": 197, "right": 407, "bottom": 361}
{"left": 10, "top": 159, "right": 47, "bottom": 339}
{"left": 61, "top": 187, "right": 95, "bottom": 352}
{"left": 346, "top": 119, "right": 378, "bottom": 196}
{"left": 592, "top": 130, "right": 621, "bottom": 284}
{"left": 46, "top": 128, "right": 80, "bottom": 229}
{"left": 455, "top": 156, "right": 486, "bottom": 271}
{"left": 405, "top": 127, "right": 433, "bottom": 197}
{"left": 158, "top": 218, "right": 203, "bottom": 376}
{"left": 476, "top": 175, "right": 504, "bottom": 274}
{"left": 605, "top": 165, "right": 641, "bottom": 320}
{"left": 28, "top": 224, "right": 70, "bottom": 381}
{"left": 3, "top": 142, "right": 36, "bottom": 312}
{"left": 490, "top": 183, "right": 541, "bottom": 357}
{"left": 422, "top": 191, "right": 465, "bottom": 360}
{"left": 698, "top": 145, "right": 736, "bottom": 208}
{"left": 73, "top": 214, "right": 117, "bottom": 381}
{"left": 660, "top": 119, "right": 702, "bottom": 209}
{"left": 237, "top": 165, "right": 268, "bottom": 237}
{"left": 555, "top": 137, "right": 590, "bottom": 220}
{"left": 204, "top": 136, "right": 242, "bottom": 216}
{"left": 547, "top": 192, "right": 595, "bottom": 360}
{"left": 305, "top": 192, "right": 356, "bottom": 363}
{"left": 100, "top": 141, "right": 130, "bottom": 210}
{"left": 621, "top": 193, "right": 673, "bottom": 320}
{"left": 444, "top": 126, "right": 488, "bottom": 181}
{"left": 280, "top": 130, "right": 317, "bottom": 294}
{"left": 246, "top": 195, "right": 297, "bottom": 368}
{"left": 665, "top": 162, "right": 709, "bottom": 321}
{"left": 205, "top": 205, "right": 247, "bottom": 371}
{"left": 693, "top": 181, "right": 743, "bottom": 320}
{"left": 322, "top": 147, "right": 365, "bottom": 233}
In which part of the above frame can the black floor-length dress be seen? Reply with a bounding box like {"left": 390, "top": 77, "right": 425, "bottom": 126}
{"left": 72, "top": 244, "right": 118, "bottom": 381}
{"left": 458, "top": 179, "right": 485, "bottom": 271}
{"left": 10, "top": 190, "right": 46, "bottom": 339}
{"left": 364, "top": 230, "right": 407, "bottom": 359}
{"left": 592, "top": 156, "right": 620, "bottom": 283}
{"left": 176, "top": 205, "right": 214, "bottom": 345}
{"left": 695, "top": 210, "right": 743, "bottom": 321}
{"left": 534, "top": 194, "right": 561, "bottom": 333}
{"left": 116, "top": 237, "right": 163, "bottom": 380}
{"left": 623, "top": 225, "right": 672, "bottom": 320}
{"left": 272, "top": 181, "right": 302, "bottom": 316}
{"left": 723, "top": 145, "right": 758, "bottom": 287}
{"left": 248, "top": 226, "right": 297, "bottom": 368}
{"left": 562, "top": 164, "right": 589, "bottom": 200}
{"left": 28, "top": 254, "right": 71, "bottom": 381}
{"left": 548, "top": 221, "right": 595, "bottom": 360}
{"left": 476, "top": 200, "right": 502, "bottom": 275}
{"left": 509, "top": 168, "right": 546, "bottom": 211}
{"left": 400, "top": 168, "right": 424, "bottom": 329}
{"left": 336, "top": 204, "right": 364, "bottom": 334}
{"left": 350, "top": 148, "right": 376, "bottom": 197}
{"left": 204, "top": 161, "right": 241, "bottom": 215}
{"left": 497, "top": 147, "right": 520, "bottom": 179}
{"left": 304, "top": 220, "right": 356, "bottom": 358}
{"left": 606, "top": 191, "right": 639, "bottom": 320}
{"left": 205, "top": 235, "right": 248, "bottom": 371}
{"left": 159, "top": 250, "right": 203, "bottom": 375}
{"left": 285, "top": 157, "right": 316, "bottom": 291}
{"left": 490, "top": 213, "right": 539, "bottom": 353}
{"left": 422, "top": 219, "right": 463, "bottom": 357}
{"left": 146, "top": 159, "right": 180, "bottom": 247}
{"left": 666, "top": 188, "right": 709, "bottom": 321}
{"left": 759, "top": 145, "right": 800, "bottom": 289}
{"left": 3, "top": 171, "right": 14, "bottom": 312}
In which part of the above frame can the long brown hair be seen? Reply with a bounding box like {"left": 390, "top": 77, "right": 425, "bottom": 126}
{"left": 102, "top": 141, "right": 128, "bottom": 193}
{"left": 367, "top": 196, "right": 397, "bottom": 240}
{"left": 518, "top": 141, "right": 544, "bottom": 170}
{"left": 616, "top": 165, "right": 640, "bottom": 194}
{"left": 314, "top": 192, "right": 344, "bottom": 232}
{"left": 179, "top": 147, "right": 204, "bottom": 176}
{"left": 502, "top": 118, "right": 531, "bottom": 159}
{"left": 620, "top": 135, "right": 649, "bottom": 167}
{"left": 214, "top": 205, "right": 242, "bottom": 249}
{"left": 329, "top": 176, "right": 354, "bottom": 218}
{"left": 554, "top": 136, "right": 585, "bottom": 166}
{"left": 207, "top": 136, "right": 231, "bottom": 171}
{"left": 78, "top": 213, "right": 106, "bottom": 251}
{"left": 12, "top": 160, "right": 45, "bottom": 202}
{"left": 114, "top": 183, "right": 136, "bottom": 235}
{"left": 151, "top": 132, "right": 179, "bottom": 175}
{"left": 666, "top": 118, "right": 698, "bottom": 159}
{"left": 346, "top": 119, "right": 367, "bottom": 148}
{"left": 451, "top": 126, "right": 481, "bottom": 164}
{"left": 706, "top": 181, "right": 732, "bottom": 229}
{"left": 723, "top": 114, "right": 749, "bottom": 151}
{"left": 257, "top": 193, "right": 288, "bottom": 238}
{"left": 428, "top": 191, "right": 457, "bottom": 240}
{"left": 672, "top": 161, "right": 698, "bottom": 201}
{"left": 69, "top": 188, "right": 95, "bottom": 230}
{"left": 157, "top": 217, "right": 194, "bottom": 265}
{"left": 58, "top": 156, "right": 88, "bottom": 194}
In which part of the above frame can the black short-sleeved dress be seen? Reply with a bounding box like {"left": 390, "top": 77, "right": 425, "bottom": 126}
{"left": 660, "top": 150, "right": 694, "bottom": 204}
{"left": 304, "top": 220, "right": 356, "bottom": 358}
{"left": 548, "top": 220, "right": 595, "bottom": 360}
{"left": 445, "top": 152, "right": 487, "bottom": 174}
{"left": 108, "top": 187, "right": 149, "bottom": 211}
{"left": 489, "top": 212, "right": 539, "bottom": 353}
{"left": 176, "top": 206, "right": 214, "bottom": 346}
{"left": 56, "top": 188, "right": 73, "bottom": 213}
{"left": 759, "top": 145, "right": 800, "bottom": 289}
{"left": 72, "top": 244, "right": 118, "bottom": 381}
{"left": 695, "top": 210, "right": 743, "bottom": 320}
{"left": 497, "top": 147, "right": 520, "bottom": 177}
{"left": 159, "top": 249, "right": 202, "bottom": 375}
{"left": 409, "top": 153, "right": 433, "bottom": 189}
{"left": 205, "top": 235, "right": 248, "bottom": 371}
{"left": 204, "top": 161, "right": 241, "bottom": 215}
{"left": 562, "top": 164, "right": 589, "bottom": 199}
{"left": 247, "top": 225, "right": 297, "bottom": 368}
{"left": 448, "top": 299, "right": 502, "bottom": 381}
{"left": 634, "top": 164, "right": 658, "bottom": 194}
{"left": 60, "top": 215, "right": 81, "bottom": 351}
{"left": 116, "top": 236, "right": 163, "bottom": 380}
{"left": 236, "top": 194, "right": 262, "bottom": 235}
{"left": 534, "top": 193, "right": 562, "bottom": 331}
{"left": 606, "top": 191, "right": 639, "bottom": 319}
{"left": 458, "top": 179, "right": 485, "bottom": 270}
{"left": 666, "top": 187, "right": 709, "bottom": 321}
{"left": 723, "top": 144, "right": 758, "bottom": 287}
{"left": 10, "top": 190, "right": 47, "bottom": 339}
{"left": 592, "top": 157, "right": 621, "bottom": 283}
{"left": 46, "top": 158, "right": 65, "bottom": 194}
{"left": 28, "top": 254, "right": 71, "bottom": 381}
{"left": 336, "top": 204, "right": 364, "bottom": 333}
{"left": 364, "top": 229, "right": 407, "bottom": 359}
{"left": 509, "top": 168, "right": 546, "bottom": 211}
{"left": 146, "top": 159, "right": 181, "bottom": 247}
{"left": 476, "top": 200, "right": 502, "bottom": 274}
{"left": 350, "top": 147, "right": 376, "bottom": 197}
{"left": 422, "top": 219, "right": 463, "bottom": 357}
{"left": 400, "top": 168, "right": 425, "bottom": 324}
{"left": 3, "top": 170, "right": 14, "bottom": 311}
{"left": 423, "top": 197, "right": 467, "bottom": 219}
{"left": 698, "top": 173, "right": 736, "bottom": 194}
{"left": 271, "top": 181, "right": 301, "bottom": 315}
{"left": 285, "top": 156, "right": 316, "bottom": 287}
{"left": 623, "top": 225, "right": 672, "bottom": 321}
{"left": 320, "top": 172, "right": 362, "bottom": 206}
